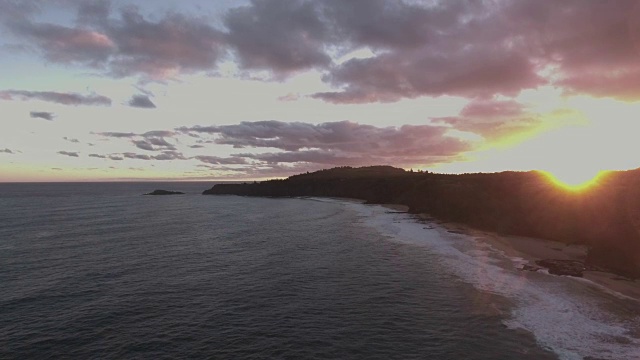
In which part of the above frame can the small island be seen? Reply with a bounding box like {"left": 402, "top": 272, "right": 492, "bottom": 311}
{"left": 144, "top": 189, "right": 185, "bottom": 196}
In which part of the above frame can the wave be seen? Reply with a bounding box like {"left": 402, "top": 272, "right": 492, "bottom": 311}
{"left": 341, "top": 201, "right": 640, "bottom": 360}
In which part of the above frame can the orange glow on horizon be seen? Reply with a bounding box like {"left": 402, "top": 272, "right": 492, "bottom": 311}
{"left": 539, "top": 169, "right": 608, "bottom": 192}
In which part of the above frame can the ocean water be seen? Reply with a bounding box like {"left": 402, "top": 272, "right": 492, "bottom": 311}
{"left": 0, "top": 183, "right": 638, "bottom": 359}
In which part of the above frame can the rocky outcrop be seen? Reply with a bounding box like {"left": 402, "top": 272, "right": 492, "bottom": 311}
{"left": 534, "top": 259, "right": 589, "bottom": 277}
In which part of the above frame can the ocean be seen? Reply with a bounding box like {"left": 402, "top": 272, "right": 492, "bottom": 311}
{"left": 0, "top": 183, "right": 638, "bottom": 359}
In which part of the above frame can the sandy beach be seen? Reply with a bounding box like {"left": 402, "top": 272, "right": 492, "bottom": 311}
{"left": 432, "top": 218, "right": 640, "bottom": 302}
{"left": 375, "top": 202, "right": 640, "bottom": 301}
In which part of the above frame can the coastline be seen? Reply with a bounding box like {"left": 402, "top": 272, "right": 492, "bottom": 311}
{"left": 420, "top": 214, "right": 640, "bottom": 302}
{"left": 367, "top": 200, "right": 640, "bottom": 358}
{"left": 373, "top": 202, "right": 640, "bottom": 302}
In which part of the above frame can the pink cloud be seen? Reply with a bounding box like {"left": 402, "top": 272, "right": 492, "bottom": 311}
{"left": 180, "top": 120, "right": 472, "bottom": 170}
{"left": 460, "top": 100, "right": 525, "bottom": 118}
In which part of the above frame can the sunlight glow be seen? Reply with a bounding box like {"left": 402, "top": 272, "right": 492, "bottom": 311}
{"left": 539, "top": 169, "right": 608, "bottom": 192}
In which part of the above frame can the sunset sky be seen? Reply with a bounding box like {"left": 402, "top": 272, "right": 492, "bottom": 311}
{"left": 2, "top": 0, "right": 640, "bottom": 182}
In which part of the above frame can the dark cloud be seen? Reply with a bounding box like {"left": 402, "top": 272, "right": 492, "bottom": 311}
{"left": 236, "top": 150, "right": 365, "bottom": 166}
{"left": 127, "top": 94, "right": 156, "bottom": 108}
{"left": 10, "top": 21, "right": 114, "bottom": 65}
{"left": 89, "top": 153, "right": 106, "bottom": 158}
{"left": 320, "top": 0, "right": 463, "bottom": 50}
{"left": 77, "top": 0, "right": 110, "bottom": 26}
{"left": 181, "top": 120, "right": 468, "bottom": 155}
{"left": 5, "top": 3, "right": 223, "bottom": 79}
{"left": 96, "top": 131, "right": 136, "bottom": 138}
{"left": 194, "top": 155, "right": 248, "bottom": 165}
{"left": 123, "top": 152, "right": 151, "bottom": 160}
{"left": 1, "top": 148, "right": 16, "bottom": 154}
{"left": 30, "top": 111, "right": 55, "bottom": 120}
{"left": 132, "top": 140, "right": 154, "bottom": 151}
{"left": 6, "top": 1, "right": 638, "bottom": 101}
{"left": 107, "top": 7, "right": 225, "bottom": 78}
{"left": 224, "top": 0, "right": 330, "bottom": 73}
{"left": 63, "top": 136, "right": 80, "bottom": 143}
{"left": 189, "top": 144, "right": 205, "bottom": 149}
{"left": 151, "top": 151, "right": 186, "bottom": 161}
{"left": 314, "top": 48, "right": 543, "bottom": 103}
{"left": 58, "top": 150, "right": 79, "bottom": 157}
{"left": 132, "top": 137, "right": 175, "bottom": 152}
{"left": 180, "top": 120, "right": 471, "bottom": 169}
{"left": 108, "top": 154, "right": 124, "bottom": 161}
{"left": 119, "top": 151, "right": 185, "bottom": 161}
{"left": 503, "top": 0, "right": 640, "bottom": 100}
{"left": 97, "top": 130, "right": 178, "bottom": 154}
{"left": 2, "top": 90, "right": 111, "bottom": 106}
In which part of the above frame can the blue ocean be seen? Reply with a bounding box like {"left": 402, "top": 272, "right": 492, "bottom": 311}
{"left": 0, "top": 183, "right": 638, "bottom": 359}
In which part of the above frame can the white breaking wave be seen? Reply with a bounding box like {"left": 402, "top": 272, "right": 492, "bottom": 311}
{"left": 342, "top": 201, "right": 640, "bottom": 360}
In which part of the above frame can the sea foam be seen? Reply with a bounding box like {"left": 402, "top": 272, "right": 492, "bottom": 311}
{"left": 338, "top": 200, "right": 640, "bottom": 360}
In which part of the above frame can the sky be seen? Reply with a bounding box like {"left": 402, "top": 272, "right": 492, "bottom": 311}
{"left": 1, "top": 0, "right": 640, "bottom": 182}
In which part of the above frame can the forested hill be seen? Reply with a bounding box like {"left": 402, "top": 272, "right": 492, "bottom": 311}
{"left": 203, "top": 166, "right": 640, "bottom": 278}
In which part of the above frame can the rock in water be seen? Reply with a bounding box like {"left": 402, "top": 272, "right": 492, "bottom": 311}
{"left": 144, "top": 190, "right": 185, "bottom": 195}
{"left": 535, "top": 259, "right": 586, "bottom": 277}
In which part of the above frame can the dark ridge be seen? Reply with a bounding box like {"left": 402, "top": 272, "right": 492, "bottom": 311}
{"left": 144, "top": 189, "right": 185, "bottom": 195}
{"left": 202, "top": 165, "right": 640, "bottom": 278}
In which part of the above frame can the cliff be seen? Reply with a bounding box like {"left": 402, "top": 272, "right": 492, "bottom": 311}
{"left": 203, "top": 166, "right": 640, "bottom": 278}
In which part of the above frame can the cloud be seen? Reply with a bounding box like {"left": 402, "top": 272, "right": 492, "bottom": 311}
{"left": 5, "top": 3, "right": 224, "bottom": 79}
{"left": 123, "top": 152, "right": 151, "bottom": 160}
{"left": 1, "top": 148, "right": 16, "bottom": 154}
{"left": 58, "top": 150, "right": 79, "bottom": 157}
{"left": 143, "top": 130, "right": 175, "bottom": 137}
{"left": 96, "top": 131, "right": 136, "bottom": 138}
{"left": 63, "top": 136, "right": 80, "bottom": 143}
{"left": 30, "top": 111, "right": 55, "bottom": 120}
{"left": 180, "top": 120, "right": 471, "bottom": 169}
{"left": 224, "top": 0, "right": 330, "bottom": 74}
{"left": 128, "top": 95, "right": 156, "bottom": 108}
{"left": 236, "top": 150, "right": 366, "bottom": 166}
{"left": 97, "top": 130, "right": 178, "bottom": 153}
{"left": 221, "top": 0, "right": 640, "bottom": 101}
{"left": 7, "top": 1, "right": 638, "bottom": 102}
{"left": 93, "top": 151, "right": 186, "bottom": 161}
{"left": 10, "top": 21, "right": 115, "bottom": 65}
{"left": 460, "top": 99, "right": 525, "bottom": 118}
{"left": 432, "top": 100, "right": 541, "bottom": 141}
{"left": 314, "top": 48, "right": 544, "bottom": 103}
{"left": 132, "top": 137, "right": 175, "bottom": 151}
{"left": 503, "top": 1, "right": 640, "bottom": 100}
{"left": 151, "top": 151, "right": 186, "bottom": 161}
{"left": 194, "top": 155, "right": 248, "bottom": 165}
{"left": 2, "top": 90, "right": 111, "bottom": 106}
{"left": 132, "top": 140, "right": 154, "bottom": 151}
{"left": 77, "top": 0, "right": 110, "bottom": 26}
{"left": 107, "top": 7, "right": 225, "bottom": 78}
{"left": 181, "top": 120, "right": 469, "bottom": 155}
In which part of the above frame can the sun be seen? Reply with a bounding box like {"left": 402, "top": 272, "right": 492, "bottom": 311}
{"left": 539, "top": 168, "right": 607, "bottom": 192}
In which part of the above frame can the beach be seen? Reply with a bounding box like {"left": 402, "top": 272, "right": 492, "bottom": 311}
{"left": 364, "top": 201, "right": 640, "bottom": 359}
{"left": 442, "top": 222, "right": 640, "bottom": 302}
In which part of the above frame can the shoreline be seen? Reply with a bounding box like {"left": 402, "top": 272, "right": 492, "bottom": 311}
{"left": 373, "top": 202, "right": 640, "bottom": 302}
{"left": 421, "top": 214, "right": 640, "bottom": 302}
